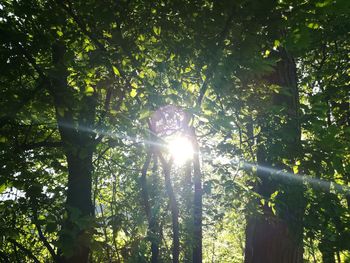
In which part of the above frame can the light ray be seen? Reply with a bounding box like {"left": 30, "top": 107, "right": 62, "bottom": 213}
{"left": 55, "top": 121, "right": 166, "bottom": 149}
{"left": 216, "top": 157, "right": 350, "bottom": 194}
{"left": 24, "top": 116, "right": 350, "bottom": 195}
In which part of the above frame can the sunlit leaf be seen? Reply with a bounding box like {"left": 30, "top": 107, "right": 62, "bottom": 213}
{"left": 153, "top": 26, "right": 161, "bottom": 36}
{"left": 130, "top": 89, "right": 137, "bottom": 98}
{"left": 112, "top": 66, "right": 121, "bottom": 76}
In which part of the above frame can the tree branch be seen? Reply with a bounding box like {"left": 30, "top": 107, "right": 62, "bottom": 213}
{"left": 21, "top": 141, "right": 63, "bottom": 150}
{"left": 197, "top": 7, "right": 235, "bottom": 107}
{"left": 140, "top": 150, "right": 152, "bottom": 221}
{"left": 35, "top": 222, "right": 58, "bottom": 261}
{"left": 9, "top": 239, "right": 40, "bottom": 263}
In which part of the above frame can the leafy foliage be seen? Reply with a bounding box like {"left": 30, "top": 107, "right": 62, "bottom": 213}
{"left": 0, "top": 0, "right": 349, "bottom": 262}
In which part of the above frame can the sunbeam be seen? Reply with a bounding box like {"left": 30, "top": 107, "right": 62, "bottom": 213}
{"left": 216, "top": 157, "right": 350, "bottom": 194}
{"left": 31, "top": 117, "right": 350, "bottom": 195}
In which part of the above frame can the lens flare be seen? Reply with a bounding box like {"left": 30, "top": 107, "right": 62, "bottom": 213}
{"left": 167, "top": 136, "right": 194, "bottom": 165}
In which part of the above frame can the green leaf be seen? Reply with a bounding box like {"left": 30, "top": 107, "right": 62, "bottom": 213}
{"left": 307, "top": 23, "right": 320, "bottom": 29}
{"left": 153, "top": 26, "right": 161, "bottom": 36}
{"left": 293, "top": 165, "right": 299, "bottom": 174}
{"left": 85, "top": 86, "right": 94, "bottom": 96}
{"left": 271, "top": 206, "right": 277, "bottom": 215}
{"left": 263, "top": 50, "right": 270, "bottom": 58}
{"left": 316, "top": 0, "right": 332, "bottom": 7}
{"left": 150, "top": 36, "right": 158, "bottom": 43}
{"left": 140, "top": 109, "right": 151, "bottom": 119}
{"left": 273, "top": 39, "right": 280, "bottom": 49}
{"left": 138, "top": 34, "right": 145, "bottom": 41}
{"left": 270, "top": 191, "right": 279, "bottom": 200}
{"left": 0, "top": 184, "right": 7, "bottom": 193}
{"left": 131, "top": 82, "right": 138, "bottom": 89}
{"left": 112, "top": 66, "right": 121, "bottom": 77}
{"left": 130, "top": 89, "right": 137, "bottom": 98}
{"left": 139, "top": 71, "right": 145, "bottom": 78}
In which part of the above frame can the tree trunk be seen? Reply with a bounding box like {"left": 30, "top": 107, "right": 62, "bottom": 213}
{"left": 245, "top": 49, "right": 304, "bottom": 263}
{"left": 51, "top": 41, "right": 95, "bottom": 263}
{"left": 319, "top": 241, "right": 335, "bottom": 263}
{"left": 159, "top": 155, "right": 179, "bottom": 263}
{"left": 245, "top": 213, "right": 303, "bottom": 263}
{"left": 191, "top": 128, "right": 202, "bottom": 263}
{"left": 60, "top": 150, "right": 94, "bottom": 263}
{"left": 140, "top": 151, "right": 160, "bottom": 263}
{"left": 183, "top": 159, "right": 193, "bottom": 262}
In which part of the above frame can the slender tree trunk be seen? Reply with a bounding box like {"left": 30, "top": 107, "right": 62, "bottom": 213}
{"left": 150, "top": 156, "right": 162, "bottom": 263}
{"left": 336, "top": 251, "right": 341, "bottom": 263}
{"left": 140, "top": 151, "right": 160, "bottom": 263}
{"left": 319, "top": 241, "right": 335, "bottom": 263}
{"left": 99, "top": 203, "right": 112, "bottom": 263}
{"left": 159, "top": 155, "right": 179, "bottom": 263}
{"left": 245, "top": 49, "right": 304, "bottom": 263}
{"left": 183, "top": 159, "right": 193, "bottom": 262}
{"left": 191, "top": 128, "right": 202, "bottom": 263}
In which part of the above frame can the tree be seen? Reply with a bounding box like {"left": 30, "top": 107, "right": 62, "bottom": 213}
{"left": 245, "top": 47, "right": 304, "bottom": 263}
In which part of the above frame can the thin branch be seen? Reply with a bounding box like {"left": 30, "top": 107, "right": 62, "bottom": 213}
{"left": 32, "top": 209, "right": 58, "bottom": 261}
{"left": 34, "top": 223, "right": 58, "bottom": 261}
{"left": 140, "top": 150, "right": 152, "bottom": 221}
{"left": 21, "top": 141, "right": 63, "bottom": 150}
{"left": 197, "top": 7, "right": 235, "bottom": 107}
{"left": 0, "top": 81, "right": 46, "bottom": 128}
{"left": 16, "top": 44, "right": 49, "bottom": 81}
{"left": 57, "top": 0, "right": 106, "bottom": 52}
{"left": 93, "top": 146, "right": 110, "bottom": 165}
{"left": 9, "top": 239, "right": 40, "bottom": 263}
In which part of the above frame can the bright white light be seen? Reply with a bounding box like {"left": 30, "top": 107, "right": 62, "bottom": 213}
{"left": 167, "top": 136, "right": 194, "bottom": 165}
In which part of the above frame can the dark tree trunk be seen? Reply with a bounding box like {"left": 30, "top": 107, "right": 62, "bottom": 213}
{"left": 159, "top": 155, "right": 179, "bottom": 263}
{"left": 149, "top": 220, "right": 160, "bottom": 263}
{"left": 245, "top": 211, "right": 303, "bottom": 263}
{"left": 140, "top": 151, "right": 160, "bottom": 263}
{"left": 61, "top": 150, "right": 94, "bottom": 263}
{"left": 319, "top": 241, "right": 335, "bottom": 263}
{"left": 51, "top": 41, "right": 95, "bottom": 263}
{"left": 191, "top": 128, "right": 202, "bottom": 263}
{"left": 150, "top": 156, "right": 161, "bottom": 263}
{"left": 183, "top": 159, "right": 193, "bottom": 262}
{"left": 245, "top": 49, "right": 304, "bottom": 263}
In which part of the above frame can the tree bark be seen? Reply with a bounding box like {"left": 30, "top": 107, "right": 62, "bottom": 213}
{"left": 51, "top": 41, "right": 95, "bottom": 263}
{"left": 319, "top": 240, "right": 335, "bottom": 263}
{"left": 159, "top": 154, "right": 179, "bottom": 263}
{"left": 245, "top": 49, "right": 304, "bottom": 263}
{"left": 183, "top": 159, "right": 193, "bottom": 262}
{"left": 191, "top": 128, "right": 202, "bottom": 263}
{"left": 140, "top": 151, "right": 160, "bottom": 263}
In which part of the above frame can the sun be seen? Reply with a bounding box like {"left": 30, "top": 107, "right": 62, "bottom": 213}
{"left": 167, "top": 136, "right": 194, "bottom": 165}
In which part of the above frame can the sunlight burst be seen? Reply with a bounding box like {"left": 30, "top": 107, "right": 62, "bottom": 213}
{"left": 167, "top": 136, "right": 194, "bottom": 165}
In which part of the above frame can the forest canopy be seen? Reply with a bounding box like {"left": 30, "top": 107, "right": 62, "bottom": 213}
{"left": 0, "top": 0, "right": 349, "bottom": 262}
